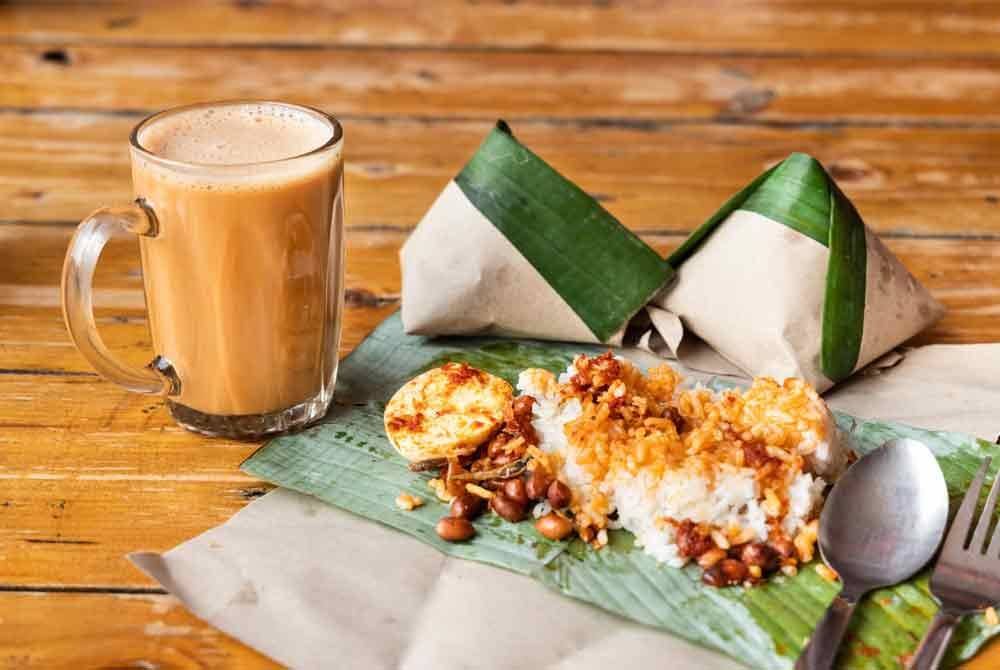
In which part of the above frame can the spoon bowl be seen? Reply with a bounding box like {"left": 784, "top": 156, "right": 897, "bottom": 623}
{"left": 795, "top": 438, "right": 949, "bottom": 670}
{"left": 820, "top": 437, "right": 949, "bottom": 591}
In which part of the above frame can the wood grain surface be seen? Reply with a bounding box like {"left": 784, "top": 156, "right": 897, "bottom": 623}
{"left": 7, "top": 44, "right": 1000, "bottom": 124}
{"left": 4, "top": 0, "right": 1000, "bottom": 56}
{"left": 0, "top": 592, "right": 274, "bottom": 668}
{"left": 3, "top": 1, "right": 1000, "bottom": 668}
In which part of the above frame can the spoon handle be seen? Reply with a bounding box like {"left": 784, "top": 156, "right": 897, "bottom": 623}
{"left": 907, "top": 609, "right": 961, "bottom": 670}
{"left": 794, "top": 593, "right": 858, "bottom": 670}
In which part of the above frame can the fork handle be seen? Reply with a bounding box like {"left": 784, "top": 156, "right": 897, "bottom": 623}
{"left": 795, "top": 593, "right": 859, "bottom": 670}
{"left": 909, "top": 610, "right": 961, "bottom": 670}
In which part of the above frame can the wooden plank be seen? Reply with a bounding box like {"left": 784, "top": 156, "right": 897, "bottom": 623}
{"left": 879, "top": 237, "right": 1000, "bottom": 347}
{"left": 0, "top": 592, "right": 278, "bottom": 668}
{"left": 0, "top": 369, "right": 272, "bottom": 588}
{"left": 2, "top": 590, "right": 994, "bottom": 670}
{"left": 5, "top": 113, "right": 1000, "bottom": 237}
{"left": 4, "top": 1, "right": 1000, "bottom": 57}
{"left": 0, "top": 474, "right": 267, "bottom": 588}
{"left": 5, "top": 44, "right": 1000, "bottom": 125}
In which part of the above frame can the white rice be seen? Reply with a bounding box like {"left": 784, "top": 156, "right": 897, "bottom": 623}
{"left": 517, "top": 362, "right": 843, "bottom": 567}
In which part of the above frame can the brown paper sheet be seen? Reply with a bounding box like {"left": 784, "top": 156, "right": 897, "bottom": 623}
{"left": 130, "top": 344, "right": 999, "bottom": 670}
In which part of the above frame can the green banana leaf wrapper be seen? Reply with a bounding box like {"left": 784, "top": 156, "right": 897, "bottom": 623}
{"left": 400, "top": 121, "right": 673, "bottom": 346}
{"left": 243, "top": 313, "right": 1000, "bottom": 670}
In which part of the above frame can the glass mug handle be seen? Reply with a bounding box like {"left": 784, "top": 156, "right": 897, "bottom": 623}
{"left": 61, "top": 199, "right": 178, "bottom": 395}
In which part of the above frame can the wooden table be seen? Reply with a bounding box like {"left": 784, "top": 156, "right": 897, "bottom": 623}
{"left": 3, "top": 1, "right": 1000, "bottom": 667}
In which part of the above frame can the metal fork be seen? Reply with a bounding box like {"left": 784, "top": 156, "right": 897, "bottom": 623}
{"left": 910, "top": 457, "right": 1000, "bottom": 670}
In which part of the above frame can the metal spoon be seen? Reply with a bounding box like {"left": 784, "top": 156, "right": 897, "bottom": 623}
{"left": 795, "top": 438, "right": 949, "bottom": 670}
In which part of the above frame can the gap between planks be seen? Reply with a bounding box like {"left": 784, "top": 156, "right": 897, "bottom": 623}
{"left": 5, "top": 219, "right": 1000, "bottom": 243}
{"left": 10, "top": 36, "right": 1000, "bottom": 63}
{"left": 0, "top": 584, "right": 165, "bottom": 595}
{"left": 7, "top": 106, "right": 1000, "bottom": 132}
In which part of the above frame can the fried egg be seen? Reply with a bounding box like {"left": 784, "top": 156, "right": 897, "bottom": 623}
{"left": 384, "top": 363, "right": 512, "bottom": 463}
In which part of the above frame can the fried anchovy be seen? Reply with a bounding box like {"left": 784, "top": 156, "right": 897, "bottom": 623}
{"left": 450, "top": 458, "right": 528, "bottom": 482}
{"left": 407, "top": 457, "right": 449, "bottom": 472}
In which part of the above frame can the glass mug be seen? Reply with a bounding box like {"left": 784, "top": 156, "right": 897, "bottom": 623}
{"left": 62, "top": 101, "right": 345, "bottom": 439}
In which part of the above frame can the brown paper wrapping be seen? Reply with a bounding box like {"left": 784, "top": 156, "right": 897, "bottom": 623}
{"left": 401, "top": 180, "right": 612, "bottom": 344}
{"left": 656, "top": 210, "right": 945, "bottom": 391}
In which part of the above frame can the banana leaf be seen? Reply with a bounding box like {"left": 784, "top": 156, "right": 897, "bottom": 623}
{"left": 243, "top": 313, "right": 1000, "bottom": 669}
{"left": 455, "top": 121, "right": 674, "bottom": 343}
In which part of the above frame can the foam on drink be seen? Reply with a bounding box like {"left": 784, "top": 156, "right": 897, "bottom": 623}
{"left": 138, "top": 102, "right": 334, "bottom": 167}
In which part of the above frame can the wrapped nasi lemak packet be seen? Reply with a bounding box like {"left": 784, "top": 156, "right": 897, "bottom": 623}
{"left": 401, "top": 120, "right": 677, "bottom": 349}
{"left": 651, "top": 153, "right": 945, "bottom": 391}
{"left": 401, "top": 121, "right": 944, "bottom": 390}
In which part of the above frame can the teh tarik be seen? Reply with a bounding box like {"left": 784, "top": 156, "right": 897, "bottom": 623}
{"left": 131, "top": 102, "right": 344, "bottom": 422}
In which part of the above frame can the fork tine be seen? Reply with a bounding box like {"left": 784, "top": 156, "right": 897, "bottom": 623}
{"left": 988, "top": 496, "right": 1000, "bottom": 557}
{"left": 944, "top": 457, "right": 991, "bottom": 555}
{"left": 969, "top": 458, "right": 999, "bottom": 553}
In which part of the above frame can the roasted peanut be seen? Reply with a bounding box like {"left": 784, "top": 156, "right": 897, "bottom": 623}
{"left": 719, "top": 559, "right": 749, "bottom": 584}
{"left": 535, "top": 513, "right": 574, "bottom": 540}
{"left": 675, "top": 519, "right": 714, "bottom": 559}
{"left": 450, "top": 493, "right": 486, "bottom": 520}
{"left": 525, "top": 468, "right": 552, "bottom": 500}
{"left": 703, "top": 559, "right": 750, "bottom": 587}
{"left": 664, "top": 406, "right": 687, "bottom": 433}
{"left": 501, "top": 477, "right": 530, "bottom": 506}
{"left": 491, "top": 492, "right": 527, "bottom": 522}
{"left": 769, "top": 537, "right": 795, "bottom": 558}
{"left": 436, "top": 516, "right": 475, "bottom": 542}
{"left": 702, "top": 564, "right": 726, "bottom": 587}
{"left": 740, "top": 543, "right": 777, "bottom": 570}
{"left": 547, "top": 480, "right": 572, "bottom": 509}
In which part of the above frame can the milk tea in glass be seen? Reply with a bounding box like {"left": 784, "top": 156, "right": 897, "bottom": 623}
{"left": 62, "top": 101, "right": 345, "bottom": 438}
